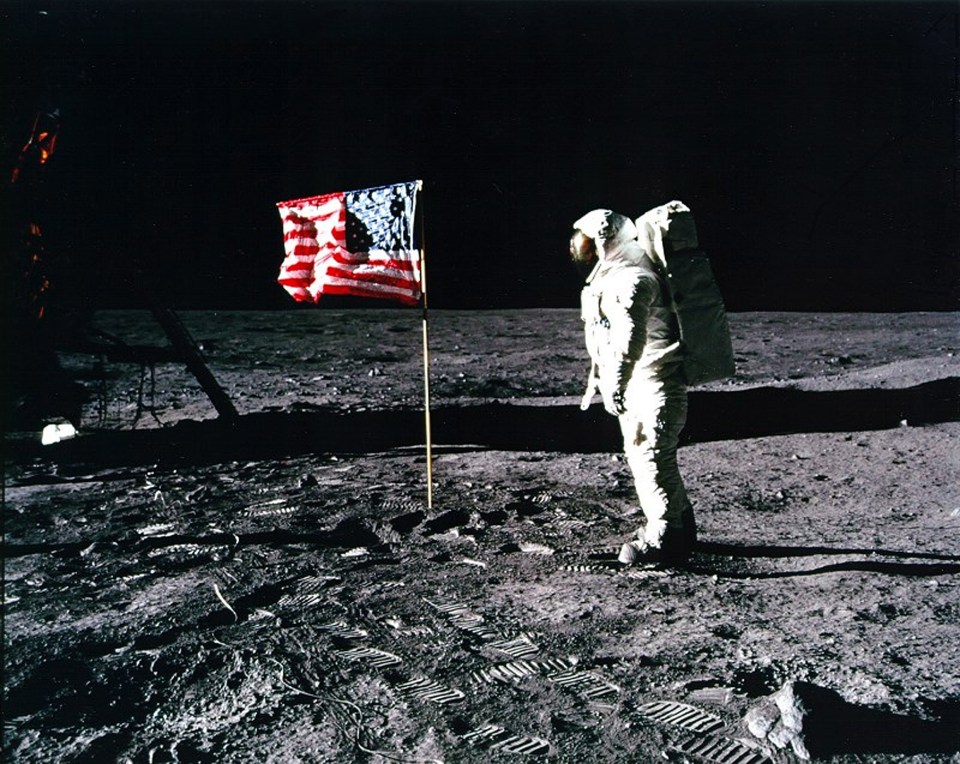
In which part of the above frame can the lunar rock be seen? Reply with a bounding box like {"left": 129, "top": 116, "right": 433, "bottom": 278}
{"left": 744, "top": 681, "right": 813, "bottom": 760}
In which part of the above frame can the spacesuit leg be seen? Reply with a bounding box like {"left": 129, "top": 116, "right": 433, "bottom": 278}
{"left": 618, "top": 370, "right": 692, "bottom": 548}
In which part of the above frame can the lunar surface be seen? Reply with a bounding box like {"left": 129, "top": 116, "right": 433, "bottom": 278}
{"left": 3, "top": 309, "right": 959, "bottom": 763}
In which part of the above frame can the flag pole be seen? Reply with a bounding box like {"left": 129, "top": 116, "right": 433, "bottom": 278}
{"left": 417, "top": 180, "right": 433, "bottom": 509}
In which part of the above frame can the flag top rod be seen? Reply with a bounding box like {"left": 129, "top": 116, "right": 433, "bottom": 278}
{"left": 277, "top": 180, "right": 421, "bottom": 209}
{"left": 417, "top": 180, "right": 433, "bottom": 509}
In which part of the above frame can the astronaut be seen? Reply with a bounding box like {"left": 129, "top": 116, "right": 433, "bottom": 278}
{"left": 570, "top": 209, "right": 696, "bottom": 566}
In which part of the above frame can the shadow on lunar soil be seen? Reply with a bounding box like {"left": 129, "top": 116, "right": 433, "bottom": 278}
{"left": 10, "top": 378, "right": 958, "bottom": 467}
{"left": 585, "top": 541, "right": 960, "bottom": 579}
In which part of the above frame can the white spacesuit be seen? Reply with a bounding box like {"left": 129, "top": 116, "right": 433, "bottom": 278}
{"left": 573, "top": 209, "right": 695, "bottom": 565}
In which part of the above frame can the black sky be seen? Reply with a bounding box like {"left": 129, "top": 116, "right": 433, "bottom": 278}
{"left": 3, "top": 1, "right": 958, "bottom": 311}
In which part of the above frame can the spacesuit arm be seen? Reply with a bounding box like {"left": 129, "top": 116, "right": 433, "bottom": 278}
{"left": 600, "top": 273, "right": 656, "bottom": 414}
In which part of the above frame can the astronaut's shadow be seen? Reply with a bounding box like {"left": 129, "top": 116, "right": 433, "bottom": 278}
{"left": 690, "top": 540, "right": 960, "bottom": 578}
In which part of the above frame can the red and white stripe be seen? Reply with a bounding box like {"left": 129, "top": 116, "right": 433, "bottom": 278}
{"left": 276, "top": 190, "right": 421, "bottom": 306}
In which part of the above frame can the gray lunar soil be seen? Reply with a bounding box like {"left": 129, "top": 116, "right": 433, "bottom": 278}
{"left": 3, "top": 309, "right": 959, "bottom": 763}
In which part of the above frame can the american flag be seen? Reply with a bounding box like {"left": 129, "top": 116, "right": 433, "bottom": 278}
{"left": 277, "top": 180, "right": 422, "bottom": 305}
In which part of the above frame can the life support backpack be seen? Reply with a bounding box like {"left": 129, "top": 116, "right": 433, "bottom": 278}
{"left": 635, "top": 201, "right": 736, "bottom": 385}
